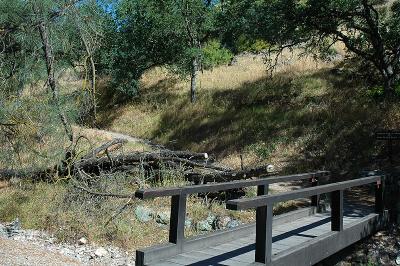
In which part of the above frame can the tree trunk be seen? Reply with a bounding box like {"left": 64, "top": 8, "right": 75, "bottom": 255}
{"left": 190, "top": 57, "right": 199, "bottom": 103}
{"left": 81, "top": 34, "right": 97, "bottom": 127}
{"left": 383, "top": 73, "right": 396, "bottom": 97}
{"left": 90, "top": 55, "right": 96, "bottom": 127}
{"left": 37, "top": 19, "right": 73, "bottom": 142}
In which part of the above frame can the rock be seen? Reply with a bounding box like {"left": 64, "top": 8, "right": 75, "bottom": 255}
{"left": 228, "top": 56, "right": 238, "bottom": 66}
{"left": 156, "top": 212, "right": 170, "bottom": 225}
{"left": 135, "top": 206, "right": 153, "bottom": 223}
{"left": 77, "top": 237, "right": 88, "bottom": 245}
{"left": 75, "top": 247, "right": 87, "bottom": 253}
{"left": 212, "top": 216, "right": 231, "bottom": 230}
{"left": 196, "top": 220, "right": 212, "bottom": 232}
{"left": 94, "top": 247, "right": 108, "bottom": 257}
{"left": 6, "top": 218, "right": 21, "bottom": 236}
{"left": 185, "top": 218, "right": 193, "bottom": 229}
{"left": 267, "top": 165, "right": 275, "bottom": 173}
{"left": 0, "top": 223, "right": 8, "bottom": 238}
{"left": 396, "top": 254, "right": 400, "bottom": 265}
{"left": 226, "top": 219, "right": 241, "bottom": 229}
{"left": 206, "top": 214, "right": 216, "bottom": 226}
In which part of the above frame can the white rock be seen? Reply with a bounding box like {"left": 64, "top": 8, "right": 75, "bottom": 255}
{"left": 395, "top": 254, "right": 400, "bottom": 265}
{"left": 94, "top": 247, "right": 108, "bottom": 257}
{"left": 77, "top": 237, "right": 88, "bottom": 245}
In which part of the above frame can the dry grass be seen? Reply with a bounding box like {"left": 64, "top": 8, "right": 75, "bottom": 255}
{"left": 97, "top": 50, "right": 398, "bottom": 175}
{"left": 98, "top": 53, "right": 334, "bottom": 166}
{"left": 101, "top": 49, "right": 392, "bottom": 175}
{"left": 0, "top": 179, "right": 259, "bottom": 250}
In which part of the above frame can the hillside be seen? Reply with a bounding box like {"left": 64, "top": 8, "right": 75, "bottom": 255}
{"left": 97, "top": 53, "right": 400, "bottom": 176}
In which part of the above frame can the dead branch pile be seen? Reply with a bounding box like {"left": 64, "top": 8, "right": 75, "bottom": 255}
{"left": 0, "top": 138, "right": 275, "bottom": 184}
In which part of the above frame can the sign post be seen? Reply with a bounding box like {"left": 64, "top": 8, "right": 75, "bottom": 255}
{"left": 375, "top": 131, "right": 400, "bottom": 164}
{"left": 375, "top": 130, "right": 400, "bottom": 223}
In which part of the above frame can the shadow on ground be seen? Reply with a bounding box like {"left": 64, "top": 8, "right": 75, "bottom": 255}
{"left": 97, "top": 64, "right": 400, "bottom": 176}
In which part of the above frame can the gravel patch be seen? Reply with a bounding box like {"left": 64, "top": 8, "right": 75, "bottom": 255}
{"left": 0, "top": 220, "right": 135, "bottom": 266}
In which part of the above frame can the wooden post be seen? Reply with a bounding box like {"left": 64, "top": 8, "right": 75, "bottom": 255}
{"left": 255, "top": 184, "right": 271, "bottom": 263}
{"left": 375, "top": 178, "right": 384, "bottom": 214}
{"left": 331, "top": 190, "right": 343, "bottom": 231}
{"left": 310, "top": 176, "right": 320, "bottom": 208}
{"left": 169, "top": 193, "right": 187, "bottom": 250}
{"left": 255, "top": 203, "right": 273, "bottom": 264}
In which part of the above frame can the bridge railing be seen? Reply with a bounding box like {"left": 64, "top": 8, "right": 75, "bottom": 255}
{"left": 226, "top": 175, "right": 384, "bottom": 264}
{"left": 135, "top": 171, "right": 329, "bottom": 250}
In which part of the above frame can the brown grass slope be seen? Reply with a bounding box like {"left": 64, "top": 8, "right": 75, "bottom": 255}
{"left": 98, "top": 54, "right": 400, "bottom": 176}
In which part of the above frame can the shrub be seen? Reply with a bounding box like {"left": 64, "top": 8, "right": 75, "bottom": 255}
{"left": 202, "top": 40, "right": 233, "bottom": 70}
{"left": 235, "top": 35, "right": 270, "bottom": 54}
{"left": 366, "top": 86, "right": 385, "bottom": 98}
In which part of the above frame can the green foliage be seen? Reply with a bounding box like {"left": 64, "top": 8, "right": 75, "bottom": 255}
{"left": 202, "top": 40, "right": 233, "bottom": 70}
{"left": 368, "top": 82, "right": 400, "bottom": 98}
{"left": 0, "top": 88, "right": 84, "bottom": 170}
{"left": 221, "top": 0, "right": 400, "bottom": 94}
{"left": 395, "top": 82, "right": 400, "bottom": 95}
{"left": 247, "top": 142, "right": 277, "bottom": 160}
{"left": 235, "top": 35, "right": 270, "bottom": 53}
{"left": 366, "top": 86, "right": 385, "bottom": 98}
{"left": 99, "top": 0, "right": 218, "bottom": 97}
{"left": 0, "top": 0, "right": 105, "bottom": 169}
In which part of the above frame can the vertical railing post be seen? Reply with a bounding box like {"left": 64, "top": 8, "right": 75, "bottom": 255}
{"left": 169, "top": 193, "right": 187, "bottom": 250}
{"left": 310, "top": 174, "right": 320, "bottom": 209}
{"left": 256, "top": 184, "right": 269, "bottom": 261}
{"left": 255, "top": 184, "right": 272, "bottom": 264}
{"left": 331, "top": 190, "right": 343, "bottom": 231}
{"left": 375, "top": 177, "right": 384, "bottom": 214}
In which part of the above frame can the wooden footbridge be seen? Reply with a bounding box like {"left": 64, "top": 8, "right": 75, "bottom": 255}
{"left": 134, "top": 171, "right": 388, "bottom": 266}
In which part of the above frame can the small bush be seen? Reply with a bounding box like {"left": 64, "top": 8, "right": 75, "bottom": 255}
{"left": 202, "top": 40, "right": 233, "bottom": 70}
{"left": 366, "top": 86, "right": 385, "bottom": 98}
{"left": 395, "top": 82, "right": 400, "bottom": 95}
{"left": 235, "top": 35, "right": 270, "bottom": 53}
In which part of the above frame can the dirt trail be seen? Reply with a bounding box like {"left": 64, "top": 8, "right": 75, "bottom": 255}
{"left": 93, "top": 129, "right": 150, "bottom": 144}
{"left": 0, "top": 237, "right": 82, "bottom": 266}
{"left": 76, "top": 127, "right": 163, "bottom": 150}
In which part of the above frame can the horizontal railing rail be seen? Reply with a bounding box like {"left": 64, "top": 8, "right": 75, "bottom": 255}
{"left": 135, "top": 171, "right": 330, "bottom": 199}
{"left": 134, "top": 171, "right": 330, "bottom": 253}
{"left": 226, "top": 175, "right": 385, "bottom": 265}
{"left": 226, "top": 175, "right": 381, "bottom": 210}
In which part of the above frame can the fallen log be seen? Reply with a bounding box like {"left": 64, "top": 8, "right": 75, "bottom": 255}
{"left": 0, "top": 137, "right": 274, "bottom": 186}
{"left": 74, "top": 151, "right": 221, "bottom": 174}
{"left": 184, "top": 165, "right": 276, "bottom": 183}
{"left": 82, "top": 138, "right": 128, "bottom": 160}
{"left": 157, "top": 151, "right": 214, "bottom": 162}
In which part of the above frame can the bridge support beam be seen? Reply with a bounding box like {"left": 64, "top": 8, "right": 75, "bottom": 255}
{"left": 255, "top": 204, "right": 273, "bottom": 264}
{"left": 255, "top": 184, "right": 272, "bottom": 264}
{"left": 375, "top": 179, "right": 384, "bottom": 214}
{"left": 310, "top": 176, "right": 320, "bottom": 209}
{"left": 331, "top": 190, "right": 343, "bottom": 231}
{"left": 169, "top": 193, "right": 187, "bottom": 250}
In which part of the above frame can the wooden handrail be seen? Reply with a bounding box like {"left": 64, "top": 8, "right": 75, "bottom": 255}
{"left": 226, "top": 175, "right": 381, "bottom": 210}
{"left": 225, "top": 175, "right": 385, "bottom": 264}
{"left": 134, "top": 171, "right": 330, "bottom": 250}
{"left": 135, "top": 171, "right": 330, "bottom": 199}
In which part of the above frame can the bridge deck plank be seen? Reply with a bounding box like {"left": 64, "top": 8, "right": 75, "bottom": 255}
{"left": 150, "top": 209, "right": 372, "bottom": 266}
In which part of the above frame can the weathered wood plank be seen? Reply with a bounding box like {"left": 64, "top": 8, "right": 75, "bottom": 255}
{"left": 270, "top": 213, "right": 388, "bottom": 266}
{"left": 136, "top": 171, "right": 330, "bottom": 199}
{"left": 226, "top": 176, "right": 381, "bottom": 210}
{"left": 136, "top": 207, "right": 317, "bottom": 265}
{"left": 149, "top": 211, "right": 386, "bottom": 266}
